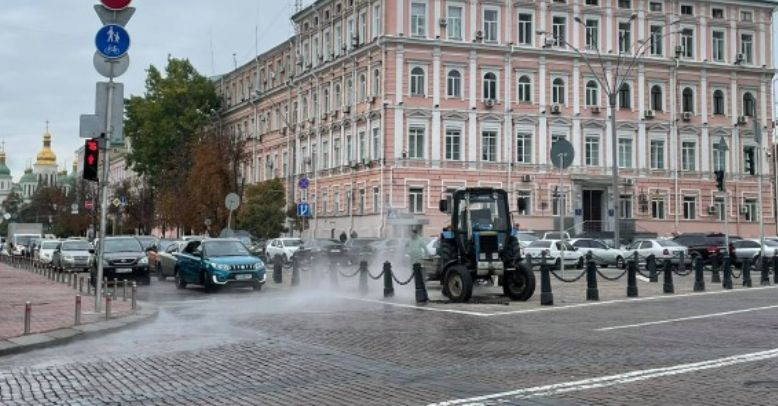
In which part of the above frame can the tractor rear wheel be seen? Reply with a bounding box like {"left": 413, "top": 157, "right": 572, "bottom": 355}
{"left": 444, "top": 265, "right": 473, "bottom": 302}
{"left": 503, "top": 261, "right": 536, "bottom": 301}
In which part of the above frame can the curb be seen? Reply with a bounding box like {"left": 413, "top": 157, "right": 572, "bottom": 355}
{"left": 0, "top": 301, "right": 158, "bottom": 357}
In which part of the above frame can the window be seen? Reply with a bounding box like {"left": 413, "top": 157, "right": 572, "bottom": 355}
{"left": 552, "top": 189, "right": 568, "bottom": 216}
{"left": 618, "top": 138, "right": 633, "bottom": 168}
{"left": 483, "top": 9, "right": 498, "bottom": 42}
{"left": 585, "top": 136, "right": 600, "bottom": 166}
{"left": 552, "top": 78, "right": 565, "bottom": 104}
{"left": 518, "top": 14, "right": 532, "bottom": 45}
{"left": 712, "top": 8, "right": 724, "bottom": 19}
{"left": 359, "top": 74, "right": 367, "bottom": 101}
{"left": 650, "top": 85, "right": 662, "bottom": 111}
{"left": 372, "top": 127, "right": 380, "bottom": 160}
{"left": 334, "top": 84, "right": 341, "bottom": 108}
{"left": 408, "top": 126, "right": 424, "bottom": 159}
{"left": 585, "top": 81, "right": 598, "bottom": 107}
{"left": 741, "top": 11, "right": 753, "bottom": 22}
{"left": 483, "top": 72, "right": 497, "bottom": 101}
{"left": 650, "top": 140, "right": 665, "bottom": 169}
{"left": 741, "top": 34, "right": 753, "bottom": 64}
{"left": 652, "top": 196, "right": 665, "bottom": 219}
{"left": 650, "top": 25, "right": 663, "bottom": 56}
{"left": 516, "top": 132, "right": 532, "bottom": 163}
{"left": 743, "top": 92, "right": 755, "bottom": 117}
{"left": 649, "top": 2, "right": 662, "bottom": 12}
{"left": 618, "top": 0, "right": 631, "bottom": 8}
{"left": 409, "top": 188, "right": 424, "bottom": 213}
{"left": 346, "top": 190, "right": 352, "bottom": 214}
{"left": 517, "top": 191, "right": 532, "bottom": 215}
{"left": 445, "top": 129, "right": 461, "bottom": 161}
{"left": 447, "top": 6, "right": 462, "bottom": 40}
{"left": 346, "top": 134, "right": 353, "bottom": 162}
{"left": 682, "top": 29, "right": 694, "bottom": 58}
{"left": 334, "top": 23, "right": 342, "bottom": 56}
{"left": 585, "top": 0, "right": 598, "bottom": 5}
{"left": 447, "top": 70, "right": 461, "bottom": 98}
{"left": 411, "top": 2, "right": 426, "bottom": 37}
{"left": 372, "top": 187, "right": 380, "bottom": 213}
{"left": 743, "top": 146, "right": 756, "bottom": 175}
{"left": 713, "top": 142, "right": 726, "bottom": 171}
{"left": 618, "top": 22, "right": 631, "bottom": 53}
{"left": 334, "top": 190, "right": 340, "bottom": 213}
{"left": 683, "top": 196, "right": 697, "bottom": 220}
{"left": 714, "top": 198, "right": 725, "bottom": 221}
{"left": 323, "top": 141, "right": 329, "bottom": 169}
{"left": 323, "top": 88, "right": 330, "bottom": 113}
{"left": 620, "top": 195, "right": 633, "bottom": 219}
{"left": 552, "top": 16, "right": 566, "bottom": 46}
{"left": 410, "top": 67, "right": 425, "bottom": 96}
{"left": 347, "top": 17, "right": 355, "bottom": 50}
{"left": 517, "top": 76, "right": 531, "bottom": 102}
{"left": 618, "top": 83, "right": 631, "bottom": 109}
{"left": 358, "top": 189, "right": 365, "bottom": 214}
{"left": 585, "top": 19, "right": 599, "bottom": 50}
{"left": 358, "top": 131, "right": 366, "bottom": 160}
{"left": 333, "top": 138, "right": 341, "bottom": 166}
{"left": 481, "top": 130, "right": 497, "bottom": 162}
{"left": 712, "top": 31, "right": 725, "bottom": 62}
{"left": 321, "top": 192, "right": 328, "bottom": 215}
{"left": 681, "top": 4, "right": 693, "bottom": 15}
{"left": 713, "top": 90, "right": 725, "bottom": 115}
{"left": 372, "top": 4, "right": 381, "bottom": 39}
{"left": 372, "top": 69, "right": 380, "bottom": 96}
{"left": 744, "top": 199, "right": 757, "bottom": 222}
{"left": 682, "top": 141, "right": 696, "bottom": 171}
{"left": 682, "top": 88, "right": 694, "bottom": 113}
{"left": 346, "top": 79, "right": 354, "bottom": 105}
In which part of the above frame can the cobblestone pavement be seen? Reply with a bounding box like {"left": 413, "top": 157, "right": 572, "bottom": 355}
{"left": 0, "top": 262, "right": 132, "bottom": 340}
{"left": 0, "top": 264, "right": 776, "bottom": 405}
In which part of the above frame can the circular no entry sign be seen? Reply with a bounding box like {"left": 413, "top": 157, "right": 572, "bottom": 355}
{"left": 100, "top": 0, "right": 132, "bottom": 10}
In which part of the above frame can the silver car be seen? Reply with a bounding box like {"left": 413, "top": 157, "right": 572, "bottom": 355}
{"left": 730, "top": 239, "right": 778, "bottom": 268}
{"left": 570, "top": 238, "right": 626, "bottom": 268}
{"left": 53, "top": 240, "right": 93, "bottom": 272}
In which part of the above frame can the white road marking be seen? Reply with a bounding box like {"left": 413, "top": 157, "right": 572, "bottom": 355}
{"left": 595, "top": 304, "right": 778, "bottom": 331}
{"left": 427, "top": 348, "right": 778, "bottom": 405}
{"left": 339, "top": 297, "right": 491, "bottom": 316}
{"left": 636, "top": 275, "right": 650, "bottom": 282}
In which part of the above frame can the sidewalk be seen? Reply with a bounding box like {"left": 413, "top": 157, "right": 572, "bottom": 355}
{"left": 0, "top": 262, "right": 132, "bottom": 341}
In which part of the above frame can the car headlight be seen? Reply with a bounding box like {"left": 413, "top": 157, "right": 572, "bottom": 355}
{"left": 213, "top": 263, "right": 230, "bottom": 271}
{"left": 64, "top": 256, "right": 74, "bottom": 261}
{"left": 254, "top": 262, "right": 264, "bottom": 270}
{"left": 138, "top": 257, "right": 148, "bottom": 265}
{"left": 102, "top": 259, "right": 110, "bottom": 266}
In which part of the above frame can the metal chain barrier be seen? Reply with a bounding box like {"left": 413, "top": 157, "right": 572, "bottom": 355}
{"left": 337, "top": 267, "right": 361, "bottom": 278}
{"left": 391, "top": 271, "right": 416, "bottom": 286}
{"left": 367, "top": 269, "right": 385, "bottom": 280}
{"left": 730, "top": 267, "right": 742, "bottom": 279}
{"left": 549, "top": 267, "right": 588, "bottom": 283}
{"left": 595, "top": 268, "right": 629, "bottom": 281}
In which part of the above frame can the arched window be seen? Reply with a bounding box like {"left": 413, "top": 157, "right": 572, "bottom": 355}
{"left": 359, "top": 74, "right": 367, "bottom": 101}
{"left": 483, "top": 72, "right": 497, "bottom": 101}
{"left": 743, "top": 92, "right": 755, "bottom": 117}
{"left": 713, "top": 90, "right": 724, "bottom": 115}
{"left": 650, "top": 85, "right": 662, "bottom": 111}
{"left": 618, "top": 83, "right": 631, "bottom": 109}
{"left": 447, "top": 70, "right": 461, "bottom": 98}
{"left": 410, "top": 67, "right": 425, "bottom": 96}
{"left": 682, "top": 88, "right": 694, "bottom": 113}
{"left": 552, "top": 78, "right": 565, "bottom": 105}
{"left": 334, "top": 83, "right": 342, "bottom": 108}
{"left": 323, "top": 88, "right": 330, "bottom": 113}
{"left": 346, "top": 79, "right": 354, "bottom": 105}
{"left": 585, "top": 80, "right": 598, "bottom": 107}
{"left": 372, "top": 68, "right": 380, "bottom": 96}
{"left": 518, "top": 76, "right": 531, "bottom": 102}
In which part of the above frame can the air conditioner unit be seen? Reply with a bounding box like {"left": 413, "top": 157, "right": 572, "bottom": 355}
{"left": 675, "top": 45, "right": 685, "bottom": 57}
{"left": 735, "top": 53, "right": 745, "bottom": 64}
{"left": 737, "top": 115, "right": 747, "bottom": 125}
{"left": 485, "top": 99, "right": 495, "bottom": 108}
{"left": 521, "top": 174, "right": 532, "bottom": 182}
{"left": 343, "top": 105, "right": 351, "bottom": 114}
{"left": 707, "top": 205, "right": 717, "bottom": 214}
{"left": 551, "top": 104, "right": 561, "bottom": 114}
{"left": 544, "top": 37, "right": 556, "bottom": 48}
{"left": 475, "top": 30, "right": 484, "bottom": 42}
{"left": 439, "top": 18, "right": 447, "bottom": 27}
{"left": 349, "top": 160, "right": 358, "bottom": 168}
{"left": 591, "top": 106, "right": 601, "bottom": 114}
{"left": 682, "top": 111, "right": 692, "bottom": 121}
{"left": 624, "top": 178, "right": 634, "bottom": 186}
{"left": 644, "top": 110, "right": 655, "bottom": 119}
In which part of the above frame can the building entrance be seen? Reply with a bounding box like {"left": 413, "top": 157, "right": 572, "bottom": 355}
{"left": 582, "top": 190, "right": 604, "bottom": 232}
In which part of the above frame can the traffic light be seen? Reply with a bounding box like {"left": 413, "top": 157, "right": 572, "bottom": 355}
{"left": 83, "top": 138, "right": 100, "bottom": 182}
{"left": 714, "top": 170, "right": 725, "bottom": 192}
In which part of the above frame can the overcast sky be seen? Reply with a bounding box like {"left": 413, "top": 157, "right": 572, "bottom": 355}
{"left": 0, "top": 0, "right": 308, "bottom": 181}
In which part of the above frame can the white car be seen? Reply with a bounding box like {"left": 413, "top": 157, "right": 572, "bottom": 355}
{"left": 624, "top": 239, "right": 689, "bottom": 265}
{"left": 265, "top": 238, "right": 303, "bottom": 264}
{"left": 515, "top": 232, "right": 539, "bottom": 249}
{"left": 524, "top": 239, "right": 584, "bottom": 269}
{"left": 570, "top": 238, "right": 626, "bottom": 268}
{"left": 37, "top": 240, "right": 61, "bottom": 264}
{"left": 730, "top": 238, "right": 778, "bottom": 268}
{"left": 425, "top": 237, "right": 439, "bottom": 257}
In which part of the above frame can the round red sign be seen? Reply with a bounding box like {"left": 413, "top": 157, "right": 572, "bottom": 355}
{"left": 100, "top": 0, "right": 132, "bottom": 10}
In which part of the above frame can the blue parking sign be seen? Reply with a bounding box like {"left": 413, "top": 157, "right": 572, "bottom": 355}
{"left": 297, "top": 202, "right": 311, "bottom": 217}
{"left": 95, "top": 24, "right": 130, "bottom": 59}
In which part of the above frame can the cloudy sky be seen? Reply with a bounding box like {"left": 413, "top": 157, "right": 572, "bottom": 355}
{"left": 0, "top": 0, "right": 308, "bottom": 180}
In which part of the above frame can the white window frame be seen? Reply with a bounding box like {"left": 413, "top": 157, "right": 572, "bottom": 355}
{"left": 683, "top": 195, "right": 697, "bottom": 220}
{"left": 681, "top": 140, "right": 697, "bottom": 171}
{"left": 407, "top": 122, "right": 427, "bottom": 159}
{"left": 409, "top": 187, "right": 425, "bottom": 214}
{"left": 444, "top": 127, "right": 463, "bottom": 161}
{"left": 740, "top": 31, "right": 754, "bottom": 65}
{"left": 649, "top": 138, "right": 665, "bottom": 170}
{"left": 517, "top": 74, "right": 532, "bottom": 103}
{"left": 618, "top": 136, "right": 633, "bottom": 168}
{"left": 447, "top": 4, "right": 464, "bottom": 41}
{"left": 712, "top": 30, "right": 726, "bottom": 62}
{"left": 585, "top": 80, "right": 599, "bottom": 107}
{"left": 618, "top": 19, "right": 632, "bottom": 54}
{"left": 585, "top": 135, "right": 601, "bottom": 166}
{"left": 482, "top": 70, "right": 498, "bottom": 101}
{"left": 681, "top": 26, "right": 695, "bottom": 59}
{"left": 482, "top": 6, "right": 500, "bottom": 43}
{"left": 409, "top": 65, "right": 427, "bottom": 97}
{"left": 446, "top": 68, "right": 463, "bottom": 98}
{"left": 584, "top": 17, "right": 600, "bottom": 51}
{"left": 372, "top": 3, "right": 382, "bottom": 39}
{"left": 410, "top": 2, "right": 427, "bottom": 38}
{"left": 516, "top": 130, "right": 533, "bottom": 163}
{"left": 517, "top": 11, "right": 533, "bottom": 46}
{"left": 480, "top": 126, "right": 500, "bottom": 162}
{"left": 551, "top": 77, "right": 566, "bottom": 105}
{"left": 552, "top": 14, "right": 567, "bottom": 47}
{"left": 371, "top": 125, "right": 381, "bottom": 160}
{"left": 712, "top": 87, "right": 726, "bottom": 115}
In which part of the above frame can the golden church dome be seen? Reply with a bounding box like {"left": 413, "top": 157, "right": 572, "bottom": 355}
{"left": 35, "top": 132, "right": 57, "bottom": 165}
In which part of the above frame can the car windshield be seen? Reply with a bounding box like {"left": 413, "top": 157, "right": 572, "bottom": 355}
{"left": 528, "top": 241, "right": 551, "bottom": 248}
{"left": 62, "top": 242, "right": 92, "bottom": 251}
{"left": 136, "top": 238, "right": 157, "bottom": 249}
{"left": 204, "top": 241, "right": 250, "bottom": 257}
{"left": 656, "top": 240, "right": 682, "bottom": 247}
{"left": 42, "top": 241, "right": 60, "bottom": 249}
{"left": 104, "top": 238, "right": 142, "bottom": 253}
{"left": 556, "top": 241, "right": 575, "bottom": 250}
{"left": 16, "top": 236, "right": 34, "bottom": 246}
{"left": 282, "top": 239, "right": 302, "bottom": 247}
{"left": 763, "top": 240, "right": 778, "bottom": 247}
{"left": 157, "top": 240, "right": 175, "bottom": 251}
{"left": 517, "top": 234, "right": 538, "bottom": 241}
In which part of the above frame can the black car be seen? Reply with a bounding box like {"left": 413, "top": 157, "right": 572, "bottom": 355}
{"left": 344, "top": 238, "right": 380, "bottom": 264}
{"left": 90, "top": 237, "right": 151, "bottom": 286}
{"left": 293, "top": 239, "right": 347, "bottom": 266}
{"left": 672, "top": 233, "right": 741, "bottom": 264}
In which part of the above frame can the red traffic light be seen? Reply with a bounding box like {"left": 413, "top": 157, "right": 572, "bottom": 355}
{"left": 83, "top": 138, "right": 100, "bottom": 182}
{"left": 87, "top": 139, "right": 98, "bottom": 152}
{"left": 87, "top": 155, "right": 95, "bottom": 165}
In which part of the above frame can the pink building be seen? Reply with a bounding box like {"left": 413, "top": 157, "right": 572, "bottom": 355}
{"left": 217, "top": 0, "right": 778, "bottom": 239}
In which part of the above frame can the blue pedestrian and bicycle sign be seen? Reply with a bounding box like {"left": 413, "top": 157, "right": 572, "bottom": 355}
{"left": 297, "top": 202, "right": 311, "bottom": 218}
{"left": 95, "top": 24, "right": 130, "bottom": 59}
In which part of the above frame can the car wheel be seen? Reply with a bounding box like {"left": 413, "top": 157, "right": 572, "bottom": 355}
{"left": 616, "top": 256, "right": 625, "bottom": 269}
{"left": 175, "top": 269, "right": 186, "bottom": 289}
{"left": 252, "top": 282, "right": 263, "bottom": 291}
{"left": 502, "top": 261, "right": 535, "bottom": 301}
{"left": 202, "top": 272, "right": 218, "bottom": 293}
{"left": 576, "top": 257, "right": 584, "bottom": 269}
{"left": 554, "top": 258, "right": 562, "bottom": 270}
{"left": 444, "top": 265, "right": 473, "bottom": 303}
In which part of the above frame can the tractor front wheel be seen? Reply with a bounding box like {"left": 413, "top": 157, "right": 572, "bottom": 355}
{"left": 503, "top": 261, "right": 536, "bottom": 301}
{"left": 444, "top": 266, "right": 473, "bottom": 302}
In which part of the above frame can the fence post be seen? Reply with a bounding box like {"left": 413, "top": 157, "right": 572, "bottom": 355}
{"left": 693, "top": 256, "right": 705, "bottom": 292}
{"left": 383, "top": 261, "right": 394, "bottom": 298}
{"left": 359, "top": 261, "right": 369, "bottom": 296}
{"left": 291, "top": 257, "right": 300, "bottom": 287}
{"left": 773, "top": 251, "right": 778, "bottom": 284}
{"left": 759, "top": 256, "right": 770, "bottom": 286}
{"left": 647, "top": 255, "right": 658, "bottom": 282}
{"left": 711, "top": 254, "right": 722, "bottom": 283}
{"left": 105, "top": 293, "right": 112, "bottom": 320}
{"left": 663, "top": 259, "right": 674, "bottom": 294}
{"left": 75, "top": 295, "right": 82, "bottom": 326}
{"left": 540, "top": 262, "right": 553, "bottom": 305}
{"left": 413, "top": 263, "right": 428, "bottom": 303}
{"left": 540, "top": 251, "right": 548, "bottom": 271}
{"left": 273, "top": 260, "right": 283, "bottom": 284}
{"left": 122, "top": 279, "right": 128, "bottom": 301}
{"left": 23, "top": 301, "right": 31, "bottom": 335}
{"left": 679, "top": 252, "right": 685, "bottom": 272}
{"left": 586, "top": 253, "right": 599, "bottom": 301}
{"left": 722, "top": 256, "right": 733, "bottom": 290}
{"left": 626, "top": 257, "right": 638, "bottom": 298}
{"left": 742, "top": 258, "right": 752, "bottom": 287}
{"left": 131, "top": 282, "right": 137, "bottom": 311}
{"left": 79, "top": 275, "right": 84, "bottom": 294}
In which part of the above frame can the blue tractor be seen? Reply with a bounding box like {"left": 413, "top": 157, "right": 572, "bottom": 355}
{"left": 436, "top": 188, "right": 535, "bottom": 302}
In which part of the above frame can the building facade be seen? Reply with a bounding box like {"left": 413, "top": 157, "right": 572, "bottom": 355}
{"left": 218, "top": 0, "right": 777, "bottom": 239}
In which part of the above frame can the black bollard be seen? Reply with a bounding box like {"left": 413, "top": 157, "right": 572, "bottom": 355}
{"left": 540, "top": 263, "right": 553, "bottom": 305}
{"left": 626, "top": 258, "right": 638, "bottom": 298}
{"left": 693, "top": 257, "right": 705, "bottom": 292}
{"left": 742, "top": 258, "right": 752, "bottom": 287}
{"left": 760, "top": 256, "right": 770, "bottom": 286}
{"left": 358, "top": 261, "right": 368, "bottom": 296}
{"left": 679, "top": 252, "right": 686, "bottom": 272}
{"left": 711, "top": 254, "right": 721, "bottom": 283}
{"left": 647, "top": 255, "right": 658, "bottom": 282}
{"left": 291, "top": 258, "right": 300, "bottom": 287}
{"left": 273, "top": 260, "right": 283, "bottom": 284}
{"left": 383, "top": 261, "right": 394, "bottom": 298}
{"left": 774, "top": 253, "right": 778, "bottom": 284}
{"left": 722, "top": 256, "right": 733, "bottom": 289}
{"left": 413, "top": 263, "right": 428, "bottom": 303}
{"left": 663, "top": 259, "right": 674, "bottom": 294}
{"left": 586, "top": 253, "right": 599, "bottom": 301}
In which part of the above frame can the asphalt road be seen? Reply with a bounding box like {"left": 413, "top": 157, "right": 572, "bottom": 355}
{"left": 1, "top": 266, "right": 777, "bottom": 405}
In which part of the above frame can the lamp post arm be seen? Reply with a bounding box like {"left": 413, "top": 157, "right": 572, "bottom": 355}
{"left": 559, "top": 37, "right": 611, "bottom": 95}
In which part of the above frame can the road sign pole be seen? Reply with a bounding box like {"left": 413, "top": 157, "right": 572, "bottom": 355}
{"left": 558, "top": 153, "right": 566, "bottom": 278}
{"left": 95, "top": 70, "right": 115, "bottom": 312}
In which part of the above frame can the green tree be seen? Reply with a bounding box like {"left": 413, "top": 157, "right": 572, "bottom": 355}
{"left": 239, "top": 179, "right": 288, "bottom": 239}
